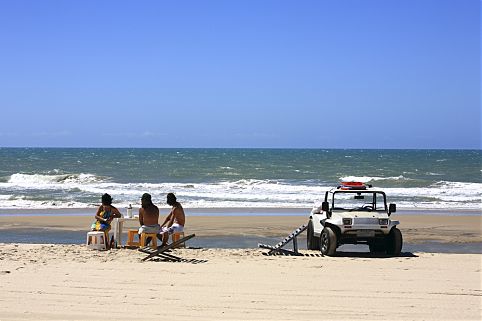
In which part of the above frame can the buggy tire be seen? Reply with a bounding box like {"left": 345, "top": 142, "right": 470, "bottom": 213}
{"left": 369, "top": 241, "right": 386, "bottom": 254}
{"left": 320, "top": 226, "right": 337, "bottom": 256}
{"left": 307, "top": 220, "right": 320, "bottom": 250}
{"left": 386, "top": 227, "right": 403, "bottom": 256}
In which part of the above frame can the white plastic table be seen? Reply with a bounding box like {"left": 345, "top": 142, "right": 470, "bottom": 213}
{"left": 112, "top": 217, "right": 139, "bottom": 247}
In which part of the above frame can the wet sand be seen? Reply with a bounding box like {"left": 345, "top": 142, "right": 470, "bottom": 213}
{"left": 0, "top": 211, "right": 481, "bottom": 244}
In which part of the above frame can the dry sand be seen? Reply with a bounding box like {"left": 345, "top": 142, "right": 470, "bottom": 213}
{"left": 0, "top": 244, "right": 481, "bottom": 320}
{"left": 0, "top": 212, "right": 481, "bottom": 320}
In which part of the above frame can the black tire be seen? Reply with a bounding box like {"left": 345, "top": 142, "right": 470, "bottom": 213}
{"left": 369, "top": 241, "right": 386, "bottom": 254}
{"left": 386, "top": 227, "right": 403, "bottom": 256}
{"left": 307, "top": 220, "right": 320, "bottom": 250}
{"left": 320, "top": 226, "right": 337, "bottom": 256}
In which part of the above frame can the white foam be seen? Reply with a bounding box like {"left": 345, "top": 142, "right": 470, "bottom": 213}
{"left": 8, "top": 173, "right": 104, "bottom": 186}
{"left": 0, "top": 199, "right": 89, "bottom": 209}
{"left": 339, "top": 175, "right": 408, "bottom": 183}
{"left": 0, "top": 176, "right": 481, "bottom": 210}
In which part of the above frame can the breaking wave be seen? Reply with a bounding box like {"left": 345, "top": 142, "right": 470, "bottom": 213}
{"left": 0, "top": 175, "right": 481, "bottom": 210}
{"left": 339, "top": 176, "right": 409, "bottom": 183}
{"left": 7, "top": 173, "right": 105, "bottom": 186}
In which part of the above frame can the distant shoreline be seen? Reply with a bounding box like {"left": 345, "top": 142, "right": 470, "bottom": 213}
{"left": 0, "top": 207, "right": 480, "bottom": 217}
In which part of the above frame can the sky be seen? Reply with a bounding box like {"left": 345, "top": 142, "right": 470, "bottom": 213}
{"left": 0, "top": 0, "right": 480, "bottom": 149}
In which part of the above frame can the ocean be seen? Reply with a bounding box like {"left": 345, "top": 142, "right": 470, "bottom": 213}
{"left": 0, "top": 148, "right": 480, "bottom": 212}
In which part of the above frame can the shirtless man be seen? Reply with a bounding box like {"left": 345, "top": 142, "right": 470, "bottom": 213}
{"left": 159, "top": 193, "right": 185, "bottom": 246}
{"left": 138, "top": 193, "right": 160, "bottom": 237}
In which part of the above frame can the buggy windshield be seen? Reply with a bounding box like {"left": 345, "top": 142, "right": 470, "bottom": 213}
{"left": 331, "top": 191, "right": 387, "bottom": 212}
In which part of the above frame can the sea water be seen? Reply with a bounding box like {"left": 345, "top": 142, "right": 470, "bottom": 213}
{"left": 0, "top": 148, "right": 480, "bottom": 211}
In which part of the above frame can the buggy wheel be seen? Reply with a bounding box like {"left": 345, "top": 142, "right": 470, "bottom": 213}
{"left": 386, "top": 227, "right": 403, "bottom": 256}
{"left": 369, "top": 241, "right": 386, "bottom": 254}
{"left": 320, "top": 227, "right": 337, "bottom": 256}
{"left": 307, "top": 220, "right": 320, "bottom": 250}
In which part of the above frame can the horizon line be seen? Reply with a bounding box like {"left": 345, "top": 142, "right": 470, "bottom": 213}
{"left": 0, "top": 146, "right": 481, "bottom": 151}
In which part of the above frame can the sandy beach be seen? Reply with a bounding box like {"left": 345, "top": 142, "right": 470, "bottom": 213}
{"left": 0, "top": 211, "right": 480, "bottom": 320}
{"left": 0, "top": 244, "right": 481, "bottom": 320}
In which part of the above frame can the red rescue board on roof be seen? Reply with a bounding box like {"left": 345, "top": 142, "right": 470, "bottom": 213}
{"left": 339, "top": 181, "right": 367, "bottom": 190}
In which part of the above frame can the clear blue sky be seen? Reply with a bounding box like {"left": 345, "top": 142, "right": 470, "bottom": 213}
{"left": 0, "top": 0, "right": 480, "bottom": 149}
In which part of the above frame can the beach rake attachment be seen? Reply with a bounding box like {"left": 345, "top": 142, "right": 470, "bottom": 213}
{"left": 258, "top": 224, "right": 307, "bottom": 256}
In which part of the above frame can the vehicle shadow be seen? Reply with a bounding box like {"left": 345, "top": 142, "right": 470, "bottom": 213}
{"left": 333, "top": 251, "right": 418, "bottom": 258}
{"left": 260, "top": 251, "right": 417, "bottom": 258}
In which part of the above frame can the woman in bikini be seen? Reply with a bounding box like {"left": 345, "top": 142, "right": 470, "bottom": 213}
{"left": 91, "top": 193, "right": 122, "bottom": 247}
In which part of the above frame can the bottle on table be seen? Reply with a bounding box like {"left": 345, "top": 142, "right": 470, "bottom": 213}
{"left": 127, "top": 204, "right": 133, "bottom": 218}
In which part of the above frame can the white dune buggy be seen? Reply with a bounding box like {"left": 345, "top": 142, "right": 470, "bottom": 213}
{"left": 307, "top": 182, "right": 403, "bottom": 256}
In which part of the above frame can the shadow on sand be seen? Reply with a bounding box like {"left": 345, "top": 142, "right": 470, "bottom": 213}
{"left": 149, "top": 257, "right": 209, "bottom": 264}
{"left": 261, "top": 251, "right": 418, "bottom": 258}
{"left": 333, "top": 251, "right": 418, "bottom": 258}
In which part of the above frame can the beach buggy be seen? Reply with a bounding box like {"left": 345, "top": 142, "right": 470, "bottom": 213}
{"left": 307, "top": 182, "right": 403, "bottom": 256}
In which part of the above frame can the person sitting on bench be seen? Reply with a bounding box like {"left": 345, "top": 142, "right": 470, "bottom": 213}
{"left": 91, "top": 193, "right": 122, "bottom": 248}
{"left": 159, "top": 193, "right": 185, "bottom": 247}
{"left": 138, "top": 193, "right": 160, "bottom": 244}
